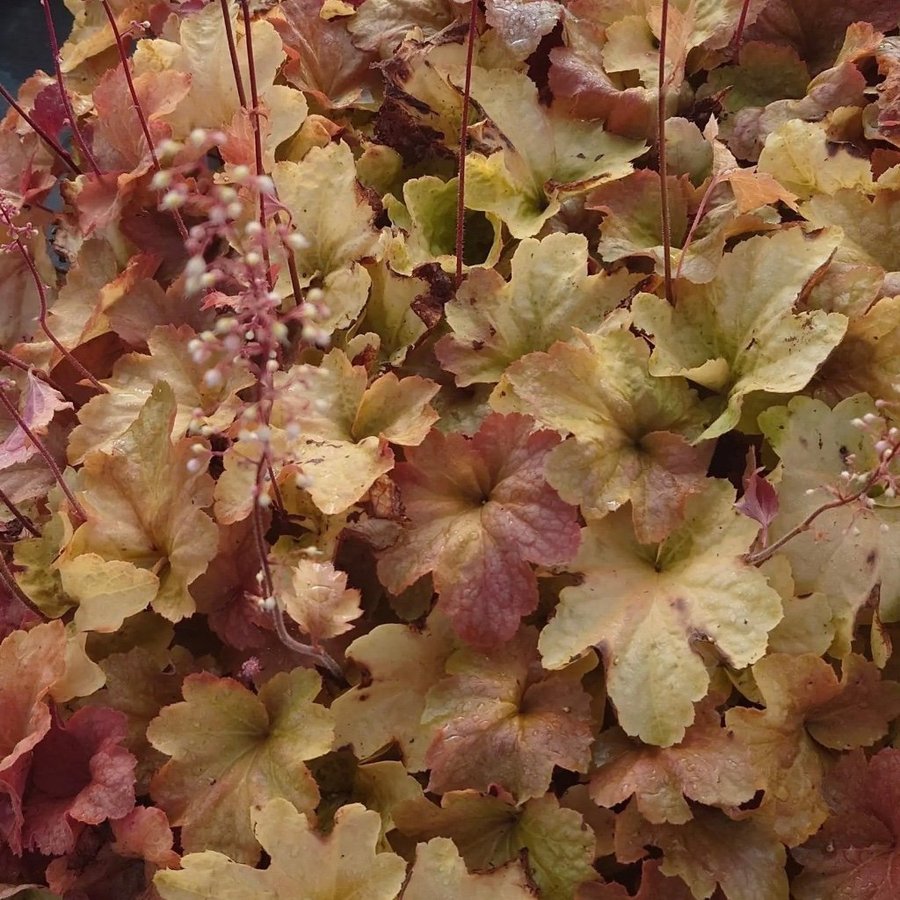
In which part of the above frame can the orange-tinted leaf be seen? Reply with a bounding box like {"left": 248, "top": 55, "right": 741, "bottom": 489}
{"left": 590, "top": 700, "right": 760, "bottom": 824}
{"left": 424, "top": 628, "right": 594, "bottom": 801}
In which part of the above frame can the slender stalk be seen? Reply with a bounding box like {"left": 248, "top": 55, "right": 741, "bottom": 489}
{"left": 0, "top": 82, "right": 80, "bottom": 174}
{"left": 454, "top": 1, "right": 478, "bottom": 288}
{"left": 0, "top": 201, "right": 106, "bottom": 392}
{"left": 220, "top": 0, "right": 248, "bottom": 108}
{"left": 39, "top": 0, "right": 103, "bottom": 178}
{"left": 0, "top": 551, "right": 48, "bottom": 620}
{"left": 271, "top": 603, "right": 344, "bottom": 679}
{"left": 734, "top": 0, "right": 753, "bottom": 61}
{"left": 657, "top": 0, "right": 673, "bottom": 304}
{"left": 238, "top": 0, "right": 273, "bottom": 290}
{"left": 101, "top": 1, "right": 159, "bottom": 170}
{"left": 746, "top": 473, "right": 880, "bottom": 567}
{"left": 99, "top": 0, "right": 189, "bottom": 242}
{"left": 251, "top": 453, "right": 341, "bottom": 677}
{"left": 0, "top": 387, "right": 86, "bottom": 522}
{"left": 0, "top": 487, "right": 40, "bottom": 537}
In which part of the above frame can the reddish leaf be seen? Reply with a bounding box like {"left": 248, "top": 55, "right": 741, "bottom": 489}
{"left": 272, "top": 0, "right": 379, "bottom": 109}
{"left": 734, "top": 447, "right": 779, "bottom": 543}
{"left": 0, "top": 621, "right": 67, "bottom": 855}
{"left": 792, "top": 748, "right": 900, "bottom": 899}
{"left": 21, "top": 706, "right": 136, "bottom": 856}
{"left": 377, "top": 414, "right": 580, "bottom": 648}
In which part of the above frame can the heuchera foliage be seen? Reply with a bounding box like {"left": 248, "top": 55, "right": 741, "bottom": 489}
{"left": 7, "top": 0, "right": 900, "bottom": 896}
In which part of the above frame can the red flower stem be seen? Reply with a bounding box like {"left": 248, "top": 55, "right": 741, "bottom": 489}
{"left": 101, "top": 1, "right": 159, "bottom": 169}
{"left": 0, "top": 349, "right": 33, "bottom": 377}
{"left": 0, "top": 82, "right": 80, "bottom": 175}
{"left": 0, "top": 387, "right": 86, "bottom": 522}
{"left": 0, "top": 350, "right": 68, "bottom": 398}
{"left": 734, "top": 0, "right": 753, "bottom": 61}
{"left": 238, "top": 0, "right": 273, "bottom": 291}
{"left": 746, "top": 471, "right": 881, "bottom": 567}
{"left": 100, "top": 0, "right": 189, "bottom": 242}
{"left": 657, "top": 0, "right": 674, "bottom": 304}
{"left": 219, "top": 0, "right": 248, "bottom": 108}
{"left": 0, "top": 203, "right": 106, "bottom": 393}
{"left": 0, "top": 486, "right": 40, "bottom": 537}
{"left": 39, "top": 0, "right": 103, "bottom": 178}
{"left": 455, "top": 0, "right": 478, "bottom": 289}
{"left": 0, "top": 551, "right": 48, "bottom": 620}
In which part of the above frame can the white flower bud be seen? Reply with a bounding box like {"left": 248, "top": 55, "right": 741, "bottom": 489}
{"left": 286, "top": 232, "right": 310, "bottom": 251}
{"left": 161, "top": 190, "right": 186, "bottom": 210}
{"left": 150, "top": 169, "right": 172, "bottom": 190}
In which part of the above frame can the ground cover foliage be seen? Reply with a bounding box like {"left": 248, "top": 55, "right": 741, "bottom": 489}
{"left": 6, "top": 0, "right": 900, "bottom": 896}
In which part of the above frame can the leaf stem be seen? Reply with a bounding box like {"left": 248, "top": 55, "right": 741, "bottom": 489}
{"left": 455, "top": 0, "right": 478, "bottom": 289}
{"left": 220, "top": 0, "right": 248, "bottom": 109}
{"left": 734, "top": 0, "right": 753, "bottom": 61}
{"left": 675, "top": 173, "right": 723, "bottom": 280}
{"left": 0, "top": 386, "right": 86, "bottom": 523}
{"left": 39, "top": 0, "right": 103, "bottom": 178}
{"left": 0, "top": 199, "right": 106, "bottom": 393}
{"left": 0, "top": 551, "right": 48, "bottom": 620}
{"left": 657, "top": 0, "right": 673, "bottom": 304}
{"left": 0, "top": 486, "right": 40, "bottom": 537}
{"left": 0, "top": 81, "right": 80, "bottom": 175}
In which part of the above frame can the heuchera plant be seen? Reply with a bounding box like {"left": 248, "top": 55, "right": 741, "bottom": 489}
{"left": 6, "top": 0, "right": 900, "bottom": 896}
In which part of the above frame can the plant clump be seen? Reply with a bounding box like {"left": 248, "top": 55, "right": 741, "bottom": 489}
{"left": 4, "top": 0, "right": 900, "bottom": 897}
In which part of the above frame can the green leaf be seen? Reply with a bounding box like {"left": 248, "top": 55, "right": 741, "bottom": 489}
{"left": 147, "top": 668, "right": 334, "bottom": 863}
{"left": 632, "top": 228, "right": 847, "bottom": 440}
{"left": 437, "top": 233, "right": 640, "bottom": 386}
{"left": 464, "top": 67, "right": 645, "bottom": 237}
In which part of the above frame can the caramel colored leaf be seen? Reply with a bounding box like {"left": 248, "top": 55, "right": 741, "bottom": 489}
{"left": 332, "top": 613, "right": 456, "bottom": 771}
{"left": 590, "top": 701, "right": 759, "bottom": 824}
{"left": 404, "top": 837, "right": 536, "bottom": 899}
{"left": 271, "top": 143, "right": 385, "bottom": 332}
{"left": 424, "top": 628, "right": 594, "bottom": 801}
{"left": 464, "top": 67, "right": 645, "bottom": 237}
{"left": 615, "top": 802, "right": 789, "bottom": 900}
{"left": 727, "top": 653, "right": 900, "bottom": 846}
{"left": 68, "top": 325, "right": 253, "bottom": 464}
{"left": 154, "top": 799, "right": 406, "bottom": 899}
{"left": 492, "top": 312, "right": 711, "bottom": 541}
{"left": 70, "top": 382, "right": 218, "bottom": 622}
